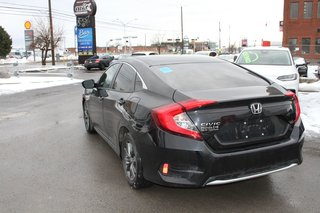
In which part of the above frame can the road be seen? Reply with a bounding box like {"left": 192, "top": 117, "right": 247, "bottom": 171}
{"left": 0, "top": 70, "right": 320, "bottom": 213}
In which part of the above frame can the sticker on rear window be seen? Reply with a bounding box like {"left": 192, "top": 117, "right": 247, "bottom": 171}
{"left": 160, "top": 67, "right": 173, "bottom": 73}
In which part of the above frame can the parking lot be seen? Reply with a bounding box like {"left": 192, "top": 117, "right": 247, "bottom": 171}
{"left": 0, "top": 69, "right": 319, "bottom": 212}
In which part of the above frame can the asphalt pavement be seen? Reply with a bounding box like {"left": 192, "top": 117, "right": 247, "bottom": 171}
{"left": 0, "top": 70, "right": 319, "bottom": 213}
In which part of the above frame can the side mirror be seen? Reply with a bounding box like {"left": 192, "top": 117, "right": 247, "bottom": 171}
{"left": 233, "top": 55, "right": 238, "bottom": 62}
{"left": 297, "top": 66, "right": 307, "bottom": 72}
{"left": 82, "top": 79, "right": 95, "bottom": 89}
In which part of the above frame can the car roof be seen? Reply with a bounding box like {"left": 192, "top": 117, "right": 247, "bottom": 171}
{"left": 195, "top": 50, "right": 216, "bottom": 53}
{"left": 241, "top": 46, "right": 290, "bottom": 51}
{"left": 132, "top": 51, "right": 158, "bottom": 55}
{"left": 120, "top": 55, "right": 224, "bottom": 66}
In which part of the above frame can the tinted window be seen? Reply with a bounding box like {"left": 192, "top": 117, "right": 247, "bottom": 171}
{"left": 113, "top": 64, "right": 136, "bottom": 92}
{"left": 302, "top": 38, "right": 311, "bottom": 54}
{"left": 88, "top": 55, "right": 99, "bottom": 60}
{"left": 304, "top": 1, "right": 313, "bottom": 18}
{"left": 237, "top": 50, "right": 292, "bottom": 66}
{"left": 318, "top": 0, "right": 320, "bottom": 18}
{"left": 315, "top": 38, "right": 320, "bottom": 54}
{"left": 290, "top": 2, "right": 299, "bottom": 19}
{"left": 97, "top": 64, "right": 120, "bottom": 88}
{"left": 135, "top": 75, "right": 143, "bottom": 91}
{"left": 288, "top": 38, "right": 297, "bottom": 52}
{"left": 151, "top": 62, "right": 269, "bottom": 92}
{"left": 132, "top": 53, "right": 146, "bottom": 56}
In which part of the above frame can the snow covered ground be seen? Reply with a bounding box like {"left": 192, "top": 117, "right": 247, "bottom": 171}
{"left": 299, "top": 87, "right": 320, "bottom": 138}
{"left": 0, "top": 76, "right": 82, "bottom": 95}
{"left": 0, "top": 55, "right": 78, "bottom": 65}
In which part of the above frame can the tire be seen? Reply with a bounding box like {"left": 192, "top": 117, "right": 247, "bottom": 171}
{"left": 121, "top": 133, "right": 150, "bottom": 189}
{"left": 99, "top": 63, "right": 105, "bottom": 70}
{"left": 83, "top": 103, "right": 95, "bottom": 134}
{"left": 86, "top": 67, "right": 91, "bottom": 71}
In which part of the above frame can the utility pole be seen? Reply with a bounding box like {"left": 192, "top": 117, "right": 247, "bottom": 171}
{"left": 181, "top": 6, "right": 184, "bottom": 54}
{"left": 228, "top": 25, "right": 231, "bottom": 52}
{"left": 48, "top": 0, "right": 55, "bottom": 65}
{"left": 219, "top": 21, "right": 221, "bottom": 51}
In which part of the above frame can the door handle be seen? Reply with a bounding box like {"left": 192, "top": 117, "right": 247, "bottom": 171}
{"left": 118, "top": 98, "right": 125, "bottom": 106}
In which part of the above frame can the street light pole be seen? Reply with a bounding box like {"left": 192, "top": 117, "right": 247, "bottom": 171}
{"left": 219, "top": 21, "right": 221, "bottom": 51}
{"left": 114, "top": 18, "right": 137, "bottom": 54}
{"left": 48, "top": 0, "right": 55, "bottom": 65}
{"left": 181, "top": 6, "right": 184, "bottom": 54}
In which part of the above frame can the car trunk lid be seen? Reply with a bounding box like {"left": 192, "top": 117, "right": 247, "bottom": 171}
{"left": 173, "top": 86, "right": 297, "bottom": 152}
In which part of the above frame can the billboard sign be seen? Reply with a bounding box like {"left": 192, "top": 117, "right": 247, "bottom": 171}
{"left": 76, "top": 15, "right": 94, "bottom": 28}
{"left": 24, "top": 29, "right": 34, "bottom": 51}
{"left": 279, "top": 21, "right": 284, "bottom": 32}
{"left": 77, "top": 28, "right": 93, "bottom": 55}
{"left": 74, "top": 0, "right": 97, "bottom": 16}
{"left": 241, "top": 39, "right": 248, "bottom": 47}
{"left": 24, "top": 21, "right": 32, "bottom": 30}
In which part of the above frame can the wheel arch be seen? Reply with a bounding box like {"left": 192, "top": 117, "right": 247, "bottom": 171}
{"left": 118, "top": 126, "right": 129, "bottom": 159}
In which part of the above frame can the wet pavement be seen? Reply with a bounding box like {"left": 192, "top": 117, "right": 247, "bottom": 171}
{"left": 0, "top": 70, "right": 319, "bottom": 212}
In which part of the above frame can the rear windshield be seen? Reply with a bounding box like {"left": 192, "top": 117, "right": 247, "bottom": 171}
{"left": 151, "top": 62, "right": 269, "bottom": 92}
{"left": 237, "top": 50, "right": 292, "bottom": 66}
{"left": 88, "top": 55, "right": 99, "bottom": 60}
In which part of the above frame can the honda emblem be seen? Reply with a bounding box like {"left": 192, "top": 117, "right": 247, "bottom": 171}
{"left": 250, "top": 103, "right": 262, "bottom": 114}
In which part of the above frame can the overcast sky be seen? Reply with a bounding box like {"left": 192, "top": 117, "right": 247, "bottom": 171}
{"left": 0, "top": 0, "right": 284, "bottom": 50}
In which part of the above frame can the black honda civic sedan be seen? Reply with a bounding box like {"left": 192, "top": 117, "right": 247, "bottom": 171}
{"left": 81, "top": 55, "right": 304, "bottom": 189}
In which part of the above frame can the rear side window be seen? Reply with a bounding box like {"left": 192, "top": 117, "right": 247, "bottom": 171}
{"left": 237, "top": 50, "right": 292, "bottom": 66}
{"left": 151, "top": 62, "right": 269, "bottom": 92}
{"left": 113, "top": 64, "right": 136, "bottom": 92}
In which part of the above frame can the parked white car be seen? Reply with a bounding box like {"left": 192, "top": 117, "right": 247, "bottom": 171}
{"left": 195, "top": 50, "right": 217, "bottom": 57}
{"left": 131, "top": 51, "right": 158, "bottom": 56}
{"left": 235, "top": 47, "right": 299, "bottom": 93}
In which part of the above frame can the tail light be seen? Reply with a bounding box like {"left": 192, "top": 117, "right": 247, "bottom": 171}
{"left": 95, "top": 59, "right": 101, "bottom": 63}
{"left": 151, "top": 99, "right": 217, "bottom": 140}
{"left": 285, "top": 91, "right": 301, "bottom": 123}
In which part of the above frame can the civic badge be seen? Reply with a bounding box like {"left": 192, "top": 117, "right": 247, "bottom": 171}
{"left": 250, "top": 103, "right": 262, "bottom": 115}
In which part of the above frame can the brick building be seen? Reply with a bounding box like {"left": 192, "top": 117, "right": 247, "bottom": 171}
{"left": 283, "top": 0, "right": 320, "bottom": 62}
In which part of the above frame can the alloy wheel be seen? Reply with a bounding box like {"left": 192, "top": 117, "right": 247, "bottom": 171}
{"left": 123, "top": 141, "right": 137, "bottom": 182}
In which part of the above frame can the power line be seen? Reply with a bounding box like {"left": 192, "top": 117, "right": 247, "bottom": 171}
{"left": 0, "top": 2, "right": 179, "bottom": 34}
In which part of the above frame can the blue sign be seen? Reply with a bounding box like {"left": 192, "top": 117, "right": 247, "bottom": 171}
{"left": 77, "top": 28, "right": 93, "bottom": 55}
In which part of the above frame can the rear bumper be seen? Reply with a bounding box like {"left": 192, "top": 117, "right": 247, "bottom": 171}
{"left": 206, "top": 163, "right": 297, "bottom": 186}
{"left": 136, "top": 120, "right": 304, "bottom": 188}
{"left": 84, "top": 63, "right": 100, "bottom": 68}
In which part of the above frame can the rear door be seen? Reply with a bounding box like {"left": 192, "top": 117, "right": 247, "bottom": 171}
{"left": 102, "top": 63, "right": 137, "bottom": 147}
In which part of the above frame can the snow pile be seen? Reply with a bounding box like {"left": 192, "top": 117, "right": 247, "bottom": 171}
{"left": 0, "top": 76, "right": 82, "bottom": 95}
{"left": 299, "top": 92, "right": 320, "bottom": 137}
{"left": 299, "top": 81, "right": 320, "bottom": 92}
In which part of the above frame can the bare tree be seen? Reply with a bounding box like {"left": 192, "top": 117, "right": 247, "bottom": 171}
{"left": 31, "top": 19, "right": 63, "bottom": 65}
{"left": 151, "top": 33, "right": 165, "bottom": 54}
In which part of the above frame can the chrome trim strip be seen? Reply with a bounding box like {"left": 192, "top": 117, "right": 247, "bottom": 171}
{"left": 206, "top": 163, "right": 298, "bottom": 186}
{"left": 122, "top": 62, "right": 148, "bottom": 90}
{"left": 299, "top": 132, "right": 305, "bottom": 142}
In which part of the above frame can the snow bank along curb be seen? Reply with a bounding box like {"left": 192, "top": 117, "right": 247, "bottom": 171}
{"left": 0, "top": 76, "right": 83, "bottom": 95}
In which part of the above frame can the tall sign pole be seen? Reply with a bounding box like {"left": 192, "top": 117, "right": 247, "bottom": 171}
{"left": 74, "top": 0, "right": 97, "bottom": 64}
{"left": 181, "top": 6, "right": 184, "bottom": 54}
{"left": 24, "top": 21, "right": 35, "bottom": 61}
{"left": 48, "top": 0, "right": 55, "bottom": 65}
